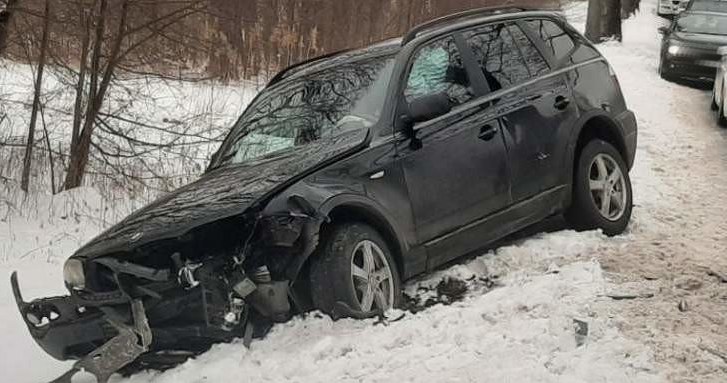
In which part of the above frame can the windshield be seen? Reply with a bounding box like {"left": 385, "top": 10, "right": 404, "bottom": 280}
{"left": 690, "top": 1, "right": 727, "bottom": 12}
{"left": 676, "top": 13, "right": 727, "bottom": 35}
{"left": 212, "top": 55, "right": 396, "bottom": 169}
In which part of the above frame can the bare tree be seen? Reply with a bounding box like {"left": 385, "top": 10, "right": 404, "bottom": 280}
{"left": 20, "top": 0, "right": 50, "bottom": 192}
{"left": 621, "top": 0, "right": 641, "bottom": 19}
{"left": 0, "top": 0, "right": 20, "bottom": 54}
{"left": 63, "top": 0, "right": 206, "bottom": 190}
{"left": 586, "top": 0, "right": 623, "bottom": 43}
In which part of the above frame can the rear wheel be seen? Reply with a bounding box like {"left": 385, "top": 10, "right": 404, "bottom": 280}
{"left": 566, "top": 140, "right": 633, "bottom": 236}
{"left": 310, "top": 223, "right": 401, "bottom": 317}
{"left": 711, "top": 91, "right": 719, "bottom": 111}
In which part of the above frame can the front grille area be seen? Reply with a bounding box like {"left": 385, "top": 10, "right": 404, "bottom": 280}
{"left": 85, "top": 262, "right": 121, "bottom": 293}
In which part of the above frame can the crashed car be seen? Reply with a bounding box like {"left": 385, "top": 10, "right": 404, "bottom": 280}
{"left": 12, "top": 6, "right": 637, "bottom": 383}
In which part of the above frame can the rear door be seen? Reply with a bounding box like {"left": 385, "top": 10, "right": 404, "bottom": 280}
{"left": 463, "top": 21, "right": 579, "bottom": 202}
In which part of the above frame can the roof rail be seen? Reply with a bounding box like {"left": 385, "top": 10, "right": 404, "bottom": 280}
{"left": 267, "top": 48, "right": 353, "bottom": 87}
{"left": 402, "top": 6, "right": 531, "bottom": 45}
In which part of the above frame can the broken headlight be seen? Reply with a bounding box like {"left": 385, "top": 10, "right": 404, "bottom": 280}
{"left": 63, "top": 258, "right": 85, "bottom": 291}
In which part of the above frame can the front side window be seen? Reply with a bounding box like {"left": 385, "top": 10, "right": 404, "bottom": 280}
{"left": 404, "top": 36, "right": 475, "bottom": 106}
{"left": 525, "top": 19, "right": 576, "bottom": 63}
{"left": 212, "top": 55, "right": 395, "bottom": 168}
{"left": 464, "top": 24, "right": 531, "bottom": 92}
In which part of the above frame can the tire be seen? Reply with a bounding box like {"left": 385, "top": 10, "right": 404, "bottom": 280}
{"left": 566, "top": 140, "right": 633, "bottom": 236}
{"left": 719, "top": 84, "right": 727, "bottom": 128}
{"left": 711, "top": 91, "right": 719, "bottom": 111}
{"left": 310, "top": 222, "right": 401, "bottom": 317}
{"left": 659, "top": 58, "right": 674, "bottom": 82}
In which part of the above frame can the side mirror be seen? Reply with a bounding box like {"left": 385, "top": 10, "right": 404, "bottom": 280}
{"left": 658, "top": 26, "right": 669, "bottom": 35}
{"left": 406, "top": 93, "right": 452, "bottom": 125}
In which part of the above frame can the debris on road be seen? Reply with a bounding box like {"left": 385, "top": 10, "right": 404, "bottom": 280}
{"left": 698, "top": 344, "right": 727, "bottom": 365}
{"left": 573, "top": 319, "right": 589, "bottom": 348}
{"left": 678, "top": 300, "right": 688, "bottom": 313}
{"left": 605, "top": 293, "right": 655, "bottom": 301}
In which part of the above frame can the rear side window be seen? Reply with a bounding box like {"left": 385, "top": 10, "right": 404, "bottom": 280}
{"left": 463, "top": 24, "right": 530, "bottom": 92}
{"left": 524, "top": 19, "right": 575, "bottom": 63}
{"left": 405, "top": 36, "right": 475, "bottom": 106}
{"left": 507, "top": 24, "right": 550, "bottom": 77}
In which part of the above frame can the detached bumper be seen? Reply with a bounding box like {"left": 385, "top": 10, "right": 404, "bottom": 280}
{"left": 11, "top": 272, "right": 152, "bottom": 383}
{"left": 11, "top": 273, "right": 111, "bottom": 360}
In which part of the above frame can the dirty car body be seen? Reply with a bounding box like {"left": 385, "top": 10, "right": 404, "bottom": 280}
{"left": 12, "top": 7, "right": 638, "bottom": 382}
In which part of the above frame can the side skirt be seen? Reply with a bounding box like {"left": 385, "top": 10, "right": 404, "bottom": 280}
{"left": 424, "top": 185, "right": 568, "bottom": 270}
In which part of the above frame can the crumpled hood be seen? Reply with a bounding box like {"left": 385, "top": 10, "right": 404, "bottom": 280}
{"left": 73, "top": 129, "right": 369, "bottom": 259}
{"left": 672, "top": 31, "right": 727, "bottom": 48}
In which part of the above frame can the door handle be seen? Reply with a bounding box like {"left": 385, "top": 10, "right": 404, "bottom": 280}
{"left": 554, "top": 95, "right": 571, "bottom": 110}
{"left": 478, "top": 125, "right": 498, "bottom": 141}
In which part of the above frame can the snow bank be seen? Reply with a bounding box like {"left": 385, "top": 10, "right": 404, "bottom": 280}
{"left": 123, "top": 233, "right": 661, "bottom": 383}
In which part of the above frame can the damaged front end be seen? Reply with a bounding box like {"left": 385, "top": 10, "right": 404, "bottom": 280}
{"left": 11, "top": 200, "right": 327, "bottom": 383}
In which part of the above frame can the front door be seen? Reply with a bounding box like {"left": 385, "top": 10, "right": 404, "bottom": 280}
{"left": 395, "top": 34, "right": 511, "bottom": 266}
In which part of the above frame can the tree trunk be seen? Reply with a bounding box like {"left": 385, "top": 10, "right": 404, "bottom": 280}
{"left": 64, "top": 0, "right": 130, "bottom": 190}
{"left": 621, "top": 0, "right": 641, "bottom": 19}
{"left": 71, "top": 1, "right": 93, "bottom": 153}
{"left": 64, "top": 0, "right": 107, "bottom": 190}
{"left": 585, "top": 0, "right": 623, "bottom": 44}
{"left": 21, "top": 0, "right": 51, "bottom": 192}
{"left": 0, "top": 0, "right": 20, "bottom": 54}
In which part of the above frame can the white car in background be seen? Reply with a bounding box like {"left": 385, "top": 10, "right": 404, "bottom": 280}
{"left": 659, "top": 0, "right": 689, "bottom": 16}
{"left": 712, "top": 46, "right": 727, "bottom": 126}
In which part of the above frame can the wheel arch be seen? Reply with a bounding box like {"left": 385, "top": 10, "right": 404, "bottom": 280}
{"left": 564, "top": 111, "right": 629, "bottom": 201}
{"left": 317, "top": 196, "right": 408, "bottom": 279}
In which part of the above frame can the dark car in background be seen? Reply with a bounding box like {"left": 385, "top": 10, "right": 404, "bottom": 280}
{"left": 11, "top": 7, "right": 638, "bottom": 383}
{"left": 686, "top": 0, "right": 727, "bottom": 12}
{"left": 659, "top": 11, "right": 727, "bottom": 82}
{"left": 659, "top": 0, "right": 690, "bottom": 17}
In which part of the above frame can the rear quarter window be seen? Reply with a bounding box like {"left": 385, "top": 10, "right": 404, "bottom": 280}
{"left": 525, "top": 19, "right": 574, "bottom": 62}
{"left": 524, "top": 19, "right": 599, "bottom": 65}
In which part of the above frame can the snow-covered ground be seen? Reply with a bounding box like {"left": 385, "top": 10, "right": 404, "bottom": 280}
{"left": 2, "top": 0, "right": 727, "bottom": 381}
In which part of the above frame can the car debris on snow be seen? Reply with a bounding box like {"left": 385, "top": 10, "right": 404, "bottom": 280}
{"left": 573, "top": 319, "right": 589, "bottom": 348}
{"left": 605, "top": 292, "right": 656, "bottom": 301}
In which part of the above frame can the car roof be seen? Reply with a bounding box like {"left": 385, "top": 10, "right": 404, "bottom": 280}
{"left": 267, "top": 39, "right": 401, "bottom": 87}
{"left": 402, "top": 7, "right": 561, "bottom": 44}
{"left": 269, "top": 7, "right": 562, "bottom": 87}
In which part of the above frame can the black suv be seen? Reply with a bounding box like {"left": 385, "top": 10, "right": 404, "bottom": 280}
{"left": 12, "top": 7, "right": 637, "bottom": 382}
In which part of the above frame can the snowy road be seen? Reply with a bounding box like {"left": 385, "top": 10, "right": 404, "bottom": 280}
{"left": 2, "top": 0, "right": 727, "bottom": 382}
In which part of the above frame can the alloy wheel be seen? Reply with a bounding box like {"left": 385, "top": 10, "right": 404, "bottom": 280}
{"left": 350, "top": 240, "right": 395, "bottom": 312}
{"left": 588, "top": 153, "right": 628, "bottom": 222}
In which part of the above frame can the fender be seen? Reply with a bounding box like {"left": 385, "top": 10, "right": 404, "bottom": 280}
{"left": 285, "top": 193, "right": 414, "bottom": 281}
{"left": 561, "top": 108, "right": 627, "bottom": 198}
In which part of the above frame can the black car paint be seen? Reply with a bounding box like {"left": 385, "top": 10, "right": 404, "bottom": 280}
{"left": 660, "top": 12, "right": 727, "bottom": 81}
{"left": 74, "top": 128, "right": 370, "bottom": 260}
{"left": 13, "top": 10, "right": 638, "bottom": 379}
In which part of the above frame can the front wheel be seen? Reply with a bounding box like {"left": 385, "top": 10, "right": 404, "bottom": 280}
{"left": 310, "top": 223, "right": 401, "bottom": 317}
{"left": 566, "top": 140, "right": 633, "bottom": 236}
{"left": 658, "top": 56, "right": 675, "bottom": 82}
